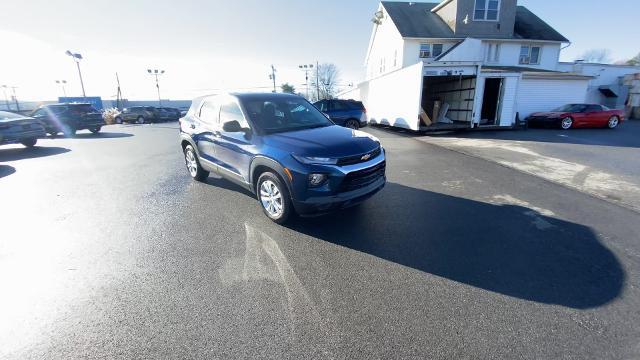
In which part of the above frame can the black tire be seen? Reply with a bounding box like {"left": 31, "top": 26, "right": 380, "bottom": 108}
{"left": 20, "top": 138, "right": 37, "bottom": 148}
{"left": 607, "top": 116, "right": 620, "bottom": 129}
{"left": 345, "top": 119, "right": 360, "bottom": 130}
{"left": 90, "top": 127, "right": 102, "bottom": 134}
{"left": 184, "top": 145, "right": 209, "bottom": 182}
{"left": 48, "top": 131, "right": 58, "bottom": 137}
{"left": 115, "top": 117, "right": 123, "bottom": 124}
{"left": 560, "top": 117, "right": 573, "bottom": 130}
{"left": 256, "top": 172, "right": 292, "bottom": 224}
{"left": 137, "top": 116, "right": 145, "bottom": 124}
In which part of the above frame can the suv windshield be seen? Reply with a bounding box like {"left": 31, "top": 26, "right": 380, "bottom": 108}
{"left": 243, "top": 96, "right": 333, "bottom": 134}
{"left": 553, "top": 104, "right": 587, "bottom": 112}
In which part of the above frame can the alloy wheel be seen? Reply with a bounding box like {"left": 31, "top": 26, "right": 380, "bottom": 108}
{"left": 185, "top": 149, "right": 198, "bottom": 177}
{"left": 259, "top": 180, "right": 283, "bottom": 218}
{"left": 561, "top": 117, "right": 573, "bottom": 130}
{"left": 608, "top": 116, "right": 619, "bottom": 129}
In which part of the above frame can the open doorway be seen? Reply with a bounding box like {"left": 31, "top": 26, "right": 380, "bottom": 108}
{"left": 480, "top": 78, "right": 503, "bottom": 125}
{"left": 421, "top": 75, "right": 476, "bottom": 130}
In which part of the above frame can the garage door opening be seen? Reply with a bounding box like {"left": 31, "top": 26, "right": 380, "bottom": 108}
{"left": 480, "top": 78, "right": 504, "bottom": 126}
{"left": 421, "top": 75, "right": 476, "bottom": 129}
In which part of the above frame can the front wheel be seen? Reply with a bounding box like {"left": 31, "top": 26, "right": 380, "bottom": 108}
{"left": 20, "top": 138, "right": 37, "bottom": 148}
{"left": 257, "top": 172, "right": 292, "bottom": 224}
{"left": 560, "top": 117, "right": 573, "bottom": 130}
{"left": 184, "top": 145, "right": 209, "bottom": 182}
{"left": 90, "top": 127, "right": 102, "bottom": 134}
{"left": 136, "top": 116, "right": 145, "bottom": 124}
{"left": 607, "top": 116, "right": 620, "bottom": 129}
{"left": 345, "top": 119, "right": 360, "bottom": 130}
{"left": 115, "top": 117, "right": 123, "bottom": 124}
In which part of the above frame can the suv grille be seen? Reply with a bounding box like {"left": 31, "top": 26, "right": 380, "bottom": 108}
{"left": 337, "top": 147, "right": 381, "bottom": 166}
{"left": 339, "top": 161, "right": 386, "bottom": 193}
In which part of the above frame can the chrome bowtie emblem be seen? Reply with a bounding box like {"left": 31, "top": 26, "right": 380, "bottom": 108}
{"left": 361, "top": 153, "right": 371, "bottom": 161}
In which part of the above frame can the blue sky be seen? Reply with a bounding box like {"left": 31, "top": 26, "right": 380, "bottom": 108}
{"left": 0, "top": 0, "right": 638, "bottom": 100}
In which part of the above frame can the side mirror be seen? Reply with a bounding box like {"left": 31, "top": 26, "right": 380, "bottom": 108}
{"left": 222, "top": 120, "right": 242, "bottom": 132}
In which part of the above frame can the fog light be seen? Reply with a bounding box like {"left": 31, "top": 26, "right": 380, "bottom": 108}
{"left": 308, "top": 173, "right": 327, "bottom": 187}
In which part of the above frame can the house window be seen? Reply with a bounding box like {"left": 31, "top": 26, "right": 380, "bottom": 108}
{"left": 474, "top": 0, "right": 500, "bottom": 21}
{"left": 486, "top": 43, "right": 500, "bottom": 63}
{"left": 420, "top": 44, "right": 444, "bottom": 58}
{"left": 519, "top": 45, "right": 541, "bottom": 65}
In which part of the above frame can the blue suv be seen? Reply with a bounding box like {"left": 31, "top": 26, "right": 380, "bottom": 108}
{"left": 180, "top": 93, "right": 385, "bottom": 223}
{"left": 314, "top": 99, "right": 368, "bottom": 129}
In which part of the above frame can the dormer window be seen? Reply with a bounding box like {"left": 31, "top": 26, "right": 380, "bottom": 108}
{"left": 474, "top": 0, "right": 500, "bottom": 21}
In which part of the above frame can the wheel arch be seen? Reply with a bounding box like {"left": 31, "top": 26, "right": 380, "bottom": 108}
{"left": 250, "top": 156, "right": 292, "bottom": 195}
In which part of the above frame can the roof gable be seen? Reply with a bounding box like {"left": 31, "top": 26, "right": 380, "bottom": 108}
{"left": 380, "top": 1, "right": 569, "bottom": 42}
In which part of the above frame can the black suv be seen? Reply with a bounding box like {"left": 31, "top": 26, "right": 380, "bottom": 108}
{"left": 31, "top": 103, "right": 105, "bottom": 137}
{"left": 314, "top": 99, "right": 368, "bottom": 129}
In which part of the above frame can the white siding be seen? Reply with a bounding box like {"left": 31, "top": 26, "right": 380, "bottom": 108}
{"left": 517, "top": 78, "right": 589, "bottom": 119}
{"left": 366, "top": 5, "right": 405, "bottom": 79}
{"left": 403, "top": 40, "right": 459, "bottom": 67}
{"left": 488, "top": 42, "right": 561, "bottom": 70}
{"left": 362, "top": 62, "right": 424, "bottom": 130}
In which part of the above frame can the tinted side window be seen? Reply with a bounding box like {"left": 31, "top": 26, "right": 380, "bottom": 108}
{"left": 220, "top": 101, "right": 247, "bottom": 127}
{"left": 332, "top": 101, "right": 349, "bottom": 111}
{"left": 586, "top": 105, "right": 602, "bottom": 112}
{"left": 199, "top": 100, "right": 219, "bottom": 124}
{"left": 315, "top": 101, "right": 327, "bottom": 112}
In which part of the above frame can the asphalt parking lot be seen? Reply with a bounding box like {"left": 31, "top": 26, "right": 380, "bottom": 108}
{"left": 1, "top": 123, "right": 639, "bottom": 359}
{"left": 420, "top": 120, "right": 640, "bottom": 212}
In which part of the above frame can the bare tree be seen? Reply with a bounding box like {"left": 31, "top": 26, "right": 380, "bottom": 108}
{"left": 310, "top": 63, "right": 341, "bottom": 101}
{"left": 577, "top": 49, "right": 612, "bottom": 63}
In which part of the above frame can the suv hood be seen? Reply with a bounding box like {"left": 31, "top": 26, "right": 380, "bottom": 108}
{"left": 264, "top": 125, "right": 380, "bottom": 157}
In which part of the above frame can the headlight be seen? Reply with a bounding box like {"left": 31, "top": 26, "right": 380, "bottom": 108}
{"left": 308, "top": 173, "right": 328, "bottom": 187}
{"left": 292, "top": 154, "right": 338, "bottom": 165}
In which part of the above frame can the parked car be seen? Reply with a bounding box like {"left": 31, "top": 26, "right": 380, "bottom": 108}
{"left": 31, "top": 103, "right": 105, "bottom": 136}
{"left": 158, "top": 107, "right": 181, "bottom": 121}
{"left": 314, "top": 99, "right": 368, "bottom": 129}
{"left": 180, "top": 93, "right": 386, "bottom": 223}
{"left": 116, "top": 106, "right": 161, "bottom": 124}
{"left": 0, "top": 111, "right": 46, "bottom": 147}
{"left": 527, "top": 104, "right": 625, "bottom": 130}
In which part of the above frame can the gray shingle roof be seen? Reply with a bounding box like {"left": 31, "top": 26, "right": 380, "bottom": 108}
{"left": 380, "top": 1, "right": 569, "bottom": 42}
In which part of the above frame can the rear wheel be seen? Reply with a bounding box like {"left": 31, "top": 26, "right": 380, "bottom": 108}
{"left": 184, "top": 145, "right": 209, "bottom": 182}
{"left": 257, "top": 172, "right": 292, "bottom": 224}
{"left": 136, "top": 116, "right": 145, "bottom": 124}
{"left": 90, "top": 126, "right": 102, "bottom": 134}
{"left": 607, "top": 116, "right": 620, "bottom": 129}
{"left": 345, "top": 119, "right": 360, "bottom": 130}
{"left": 20, "top": 138, "right": 37, "bottom": 148}
{"left": 560, "top": 117, "right": 573, "bottom": 130}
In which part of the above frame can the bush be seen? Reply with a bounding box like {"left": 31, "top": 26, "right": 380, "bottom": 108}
{"left": 102, "top": 108, "right": 121, "bottom": 125}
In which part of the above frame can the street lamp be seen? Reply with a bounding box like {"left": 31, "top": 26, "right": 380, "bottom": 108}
{"left": 298, "top": 64, "right": 314, "bottom": 99}
{"left": 147, "top": 69, "right": 165, "bottom": 106}
{"left": 55, "top": 80, "right": 67, "bottom": 97}
{"left": 65, "top": 50, "right": 86, "bottom": 97}
{"left": 1, "top": 85, "right": 10, "bottom": 111}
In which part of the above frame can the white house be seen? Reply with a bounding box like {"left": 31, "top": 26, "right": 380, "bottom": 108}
{"left": 340, "top": 0, "right": 595, "bottom": 131}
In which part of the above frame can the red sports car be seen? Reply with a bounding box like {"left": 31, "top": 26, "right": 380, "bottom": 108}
{"left": 526, "top": 104, "right": 625, "bottom": 130}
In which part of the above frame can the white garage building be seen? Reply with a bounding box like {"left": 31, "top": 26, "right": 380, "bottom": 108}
{"left": 340, "top": 0, "right": 594, "bottom": 131}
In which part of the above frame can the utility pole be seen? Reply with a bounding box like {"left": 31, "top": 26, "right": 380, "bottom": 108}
{"left": 269, "top": 65, "right": 277, "bottom": 93}
{"left": 9, "top": 86, "right": 19, "bottom": 112}
{"left": 65, "top": 50, "right": 86, "bottom": 97}
{"left": 115, "top": 72, "right": 123, "bottom": 110}
{"left": 147, "top": 69, "right": 165, "bottom": 106}
{"left": 316, "top": 61, "right": 320, "bottom": 101}
{"left": 1, "top": 85, "right": 10, "bottom": 111}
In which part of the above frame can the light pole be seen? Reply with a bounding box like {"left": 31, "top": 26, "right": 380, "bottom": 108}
{"left": 298, "top": 64, "right": 314, "bottom": 99}
{"left": 269, "top": 65, "right": 277, "bottom": 93}
{"left": 65, "top": 50, "right": 86, "bottom": 97}
{"left": 147, "top": 69, "right": 165, "bottom": 106}
{"left": 55, "top": 80, "right": 67, "bottom": 97}
{"left": 1, "top": 85, "right": 10, "bottom": 111}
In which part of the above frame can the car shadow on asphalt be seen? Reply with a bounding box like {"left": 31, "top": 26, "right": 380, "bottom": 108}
{"left": 285, "top": 182, "right": 625, "bottom": 310}
{"left": 62, "top": 132, "right": 134, "bottom": 139}
{"left": 0, "top": 165, "right": 16, "bottom": 178}
{"left": 0, "top": 146, "right": 71, "bottom": 162}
